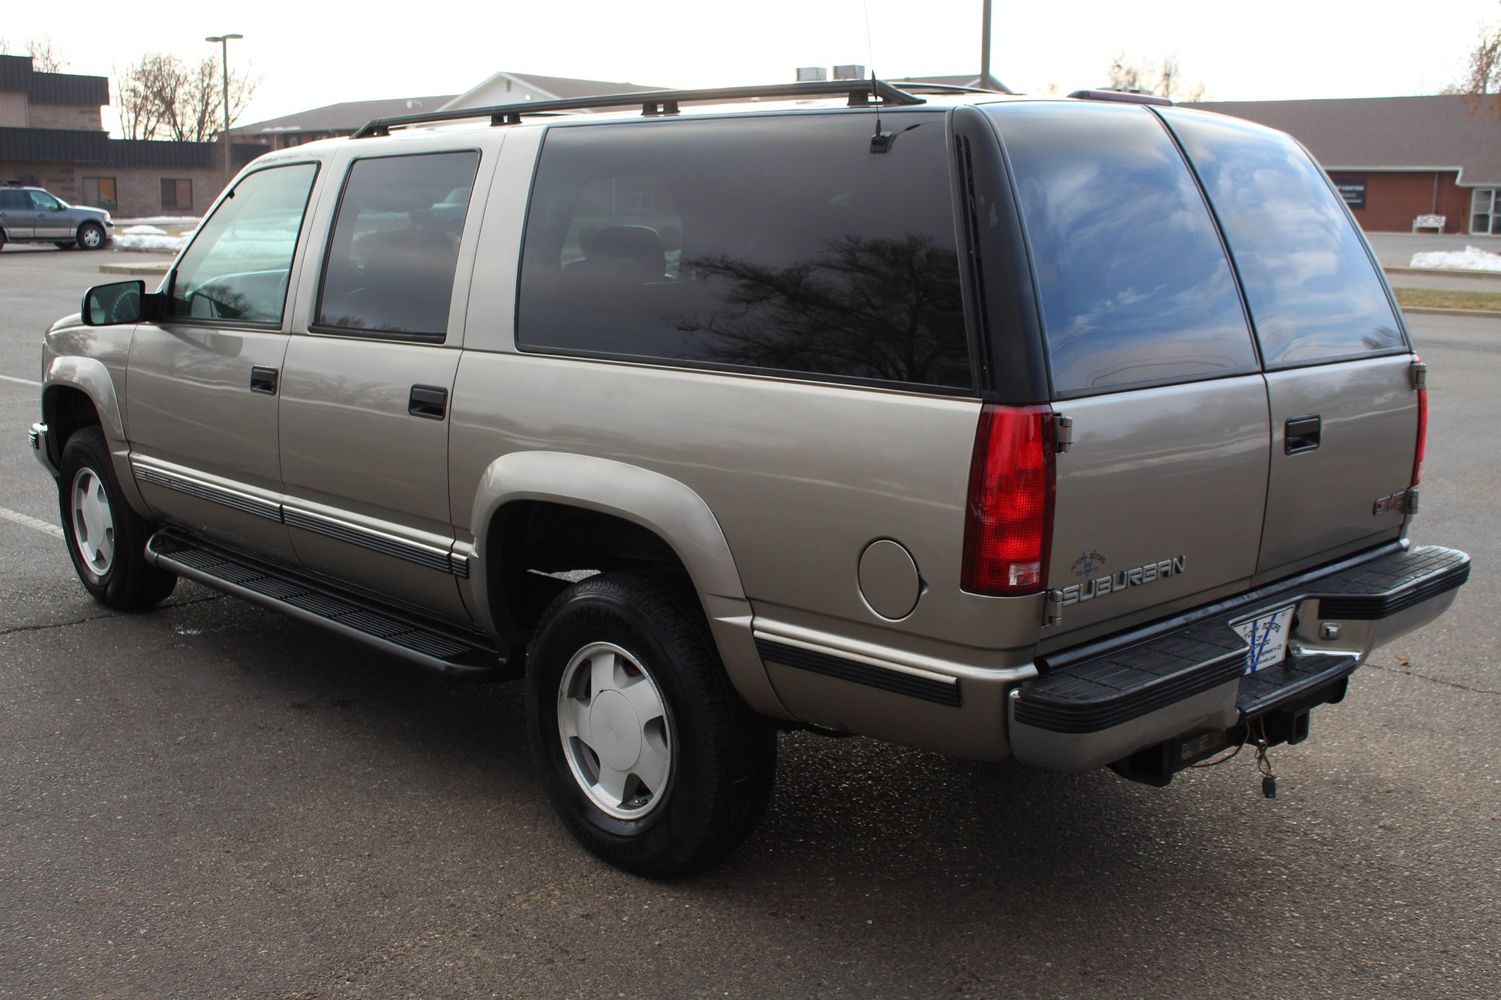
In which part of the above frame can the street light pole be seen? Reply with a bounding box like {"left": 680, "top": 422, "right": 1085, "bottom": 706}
{"left": 205, "top": 33, "right": 243, "bottom": 188}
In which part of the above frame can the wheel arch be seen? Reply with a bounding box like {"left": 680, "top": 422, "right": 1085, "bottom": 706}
{"left": 42, "top": 358, "right": 147, "bottom": 512}
{"left": 465, "top": 451, "right": 789, "bottom": 720}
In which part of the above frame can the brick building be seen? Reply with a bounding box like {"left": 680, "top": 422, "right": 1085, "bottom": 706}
{"left": 1188, "top": 95, "right": 1501, "bottom": 236}
{"left": 1, "top": 54, "right": 261, "bottom": 218}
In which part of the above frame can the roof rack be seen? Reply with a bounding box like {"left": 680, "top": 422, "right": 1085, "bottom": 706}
{"left": 353, "top": 79, "right": 925, "bottom": 139}
{"left": 888, "top": 81, "right": 1008, "bottom": 96}
{"left": 1067, "top": 89, "right": 1173, "bottom": 107}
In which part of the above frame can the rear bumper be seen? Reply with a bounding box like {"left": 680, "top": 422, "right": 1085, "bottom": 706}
{"left": 1008, "top": 543, "right": 1470, "bottom": 777}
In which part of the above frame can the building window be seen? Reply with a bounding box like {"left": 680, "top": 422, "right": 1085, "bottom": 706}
{"left": 82, "top": 177, "right": 117, "bottom": 211}
{"left": 161, "top": 178, "right": 192, "bottom": 212}
{"left": 1471, "top": 189, "right": 1499, "bottom": 236}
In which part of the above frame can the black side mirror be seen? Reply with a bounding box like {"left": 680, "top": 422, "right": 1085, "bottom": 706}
{"left": 82, "top": 280, "right": 150, "bottom": 326}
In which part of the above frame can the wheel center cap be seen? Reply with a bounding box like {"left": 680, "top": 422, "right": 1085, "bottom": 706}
{"left": 589, "top": 690, "right": 642, "bottom": 771}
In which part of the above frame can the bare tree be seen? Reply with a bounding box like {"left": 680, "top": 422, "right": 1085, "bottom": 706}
{"left": 26, "top": 37, "right": 65, "bottom": 72}
{"left": 1105, "top": 53, "right": 1210, "bottom": 101}
{"left": 114, "top": 52, "right": 258, "bottom": 142}
{"left": 1452, "top": 17, "right": 1501, "bottom": 118}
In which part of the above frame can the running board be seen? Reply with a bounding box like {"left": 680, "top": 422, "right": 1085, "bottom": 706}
{"left": 145, "top": 528, "right": 508, "bottom": 678}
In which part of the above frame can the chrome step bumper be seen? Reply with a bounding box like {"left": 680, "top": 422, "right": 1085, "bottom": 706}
{"left": 1009, "top": 544, "right": 1470, "bottom": 777}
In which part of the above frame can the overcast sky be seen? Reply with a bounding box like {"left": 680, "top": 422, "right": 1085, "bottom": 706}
{"left": 4, "top": 0, "right": 1498, "bottom": 132}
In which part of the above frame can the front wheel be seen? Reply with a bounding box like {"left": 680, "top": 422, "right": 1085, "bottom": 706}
{"left": 525, "top": 571, "right": 776, "bottom": 878}
{"left": 57, "top": 426, "right": 176, "bottom": 610}
{"left": 77, "top": 222, "right": 106, "bottom": 250}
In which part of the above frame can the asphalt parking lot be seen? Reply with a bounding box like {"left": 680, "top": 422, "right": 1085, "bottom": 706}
{"left": 1, "top": 246, "right": 1498, "bottom": 999}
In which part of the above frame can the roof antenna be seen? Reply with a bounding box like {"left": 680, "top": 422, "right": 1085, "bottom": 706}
{"left": 863, "top": 0, "right": 894, "bottom": 153}
{"left": 869, "top": 71, "right": 895, "bottom": 153}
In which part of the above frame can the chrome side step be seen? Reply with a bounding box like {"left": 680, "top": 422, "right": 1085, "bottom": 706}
{"left": 145, "top": 528, "right": 508, "bottom": 678}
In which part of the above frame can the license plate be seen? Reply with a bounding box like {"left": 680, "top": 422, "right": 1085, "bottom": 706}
{"left": 1233, "top": 606, "right": 1295, "bottom": 674}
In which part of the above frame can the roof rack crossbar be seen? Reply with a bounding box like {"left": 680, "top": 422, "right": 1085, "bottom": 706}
{"left": 353, "top": 79, "right": 924, "bottom": 138}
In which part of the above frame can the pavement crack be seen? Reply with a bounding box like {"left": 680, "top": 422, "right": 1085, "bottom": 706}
{"left": 1366, "top": 661, "right": 1501, "bottom": 696}
{"left": 0, "top": 613, "right": 118, "bottom": 637}
{"left": 0, "top": 594, "right": 228, "bottom": 639}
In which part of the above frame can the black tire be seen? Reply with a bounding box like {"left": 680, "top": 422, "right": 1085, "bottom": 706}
{"left": 0, "top": 229, "right": 7, "bottom": 251}
{"left": 77, "top": 222, "right": 106, "bottom": 250}
{"left": 57, "top": 426, "right": 176, "bottom": 610}
{"left": 525, "top": 571, "right": 776, "bottom": 878}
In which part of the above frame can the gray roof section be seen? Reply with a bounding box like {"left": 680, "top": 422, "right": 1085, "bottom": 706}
{"left": 231, "top": 96, "right": 457, "bottom": 136}
{"left": 0, "top": 54, "right": 110, "bottom": 106}
{"left": 501, "top": 72, "right": 660, "bottom": 101}
{"left": 1185, "top": 95, "right": 1501, "bottom": 187}
{"left": 442, "top": 71, "right": 662, "bottom": 111}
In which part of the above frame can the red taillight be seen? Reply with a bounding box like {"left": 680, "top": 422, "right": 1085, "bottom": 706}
{"left": 1412, "top": 382, "right": 1428, "bottom": 486}
{"left": 962, "top": 404, "right": 1056, "bottom": 596}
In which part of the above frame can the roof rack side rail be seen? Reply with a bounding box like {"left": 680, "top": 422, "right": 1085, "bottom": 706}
{"left": 1067, "top": 89, "right": 1174, "bottom": 107}
{"left": 353, "top": 79, "right": 925, "bottom": 139}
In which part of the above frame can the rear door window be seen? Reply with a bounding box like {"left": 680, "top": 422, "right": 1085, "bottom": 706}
{"left": 1160, "top": 109, "right": 1406, "bottom": 367}
{"left": 314, "top": 151, "right": 480, "bottom": 340}
{"left": 516, "top": 113, "right": 972, "bottom": 391}
{"left": 987, "top": 102, "right": 1257, "bottom": 397}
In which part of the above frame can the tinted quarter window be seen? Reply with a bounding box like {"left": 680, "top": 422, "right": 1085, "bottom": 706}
{"left": 517, "top": 113, "right": 971, "bottom": 390}
{"left": 1161, "top": 109, "right": 1404, "bottom": 367}
{"left": 315, "top": 151, "right": 480, "bottom": 340}
{"left": 168, "top": 163, "right": 318, "bottom": 325}
{"left": 987, "top": 103, "right": 1256, "bottom": 396}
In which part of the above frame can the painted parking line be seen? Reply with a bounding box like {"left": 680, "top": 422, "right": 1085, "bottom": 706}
{"left": 0, "top": 505, "right": 63, "bottom": 538}
{"left": 0, "top": 374, "right": 42, "bottom": 388}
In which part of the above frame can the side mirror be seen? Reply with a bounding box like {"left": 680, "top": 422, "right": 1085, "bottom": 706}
{"left": 82, "top": 280, "right": 157, "bottom": 326}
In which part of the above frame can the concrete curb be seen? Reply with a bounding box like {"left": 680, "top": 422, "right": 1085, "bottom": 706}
{"left": 1399, "top": 306, "right": 1501, "bottom": 320}
{"left": 1385, "top": 266, "right": 1501, "bottom": 282}
{"left": 99, "top": 261, "right": 170, "bottom": 276}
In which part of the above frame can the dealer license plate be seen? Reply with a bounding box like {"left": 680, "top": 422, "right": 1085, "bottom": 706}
{"left": 1233, "top": 606, "right": 1295, "bottom": 674}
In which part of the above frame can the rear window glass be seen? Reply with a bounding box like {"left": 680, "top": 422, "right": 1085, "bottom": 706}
{"left": 516, "top": 113, "right": 972, "bottom": 391}
{"left": 1161, "top": 109, "right": 1405, "bottom": 367}
{"left": 987, "top": 103, "right": 1256, "bottom": 397}
{"left": 315, "top": 151, "right": 479, "bottom": 340}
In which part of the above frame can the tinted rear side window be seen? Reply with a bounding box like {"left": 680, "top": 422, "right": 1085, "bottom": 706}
{"left": 1161, "top": 109, "right": 1405, "bottom": 367}
{"left": 517, "top": 113, "right": 972, "bottom": 391}
{"left": 987, "top": 103, "right": 1256, "bottom": 397}
{"left": 315, "top": 151, "right": 479, "bottom": 340}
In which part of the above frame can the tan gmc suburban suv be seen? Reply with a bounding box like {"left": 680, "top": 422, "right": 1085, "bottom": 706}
{"left": 29, "top": 81, "right": 1471, "bottom": 876}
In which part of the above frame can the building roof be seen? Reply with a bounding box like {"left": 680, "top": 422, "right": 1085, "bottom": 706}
{"left": 231, "top": 96, "right": 457, "bottom": 137}
{"left": 0, "top": 54, "right": 110, "bottom": 107}
{"left": 443, "top": 71, "right": 661, "bottom": 111}
{"left": 1186, "top": 95, "right": 1501, "bottom": 187}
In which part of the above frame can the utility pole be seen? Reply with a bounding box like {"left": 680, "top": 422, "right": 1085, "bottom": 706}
{"left": 980, "top": 0, "right": 993, "bottom": 91}
{"left": 205, "top": 33, "right": 243, "bottom": 187}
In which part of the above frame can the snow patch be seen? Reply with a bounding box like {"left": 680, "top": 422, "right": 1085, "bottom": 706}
{"left": 114, "top": 233, "right": 189, "bottom": 253}
{"left": 119, "top": 225, "right": 168, "bottom": 235}
{"left": 1409, "top": 246, "right": 1501, "bottom": 272}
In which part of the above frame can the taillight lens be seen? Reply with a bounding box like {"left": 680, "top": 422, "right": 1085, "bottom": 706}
{"left": 1412, "top": 381, "right": 1428, "bottom": 486}
{"left": 962, "top": 404, "right": 1056, "bottom": 595}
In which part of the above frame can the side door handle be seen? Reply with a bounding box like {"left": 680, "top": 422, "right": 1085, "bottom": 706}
{"left": 250, "top": 366, "right": 279, "bottom": 395}
{"left": 408, "top": 384, "right": 448, "bottom": 420}
{"left": 1285, "top": 414, "right": 1321, "bottom": 454}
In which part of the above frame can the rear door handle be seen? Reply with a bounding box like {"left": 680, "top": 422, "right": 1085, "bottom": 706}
{"left": 250, "top": 366, "right": 279, "bottom": 395}
{"left": 408, "top": 384, "right": 448, "bottom": 420}
{"left": 1285, "top": 414, "right": 1321, "bottom": 454}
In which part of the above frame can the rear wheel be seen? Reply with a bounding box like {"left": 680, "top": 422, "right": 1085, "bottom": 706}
{"left": 58, "top": 426, "right": 176, "bottom": 610}
{"left": 525, "top": 571, "right": 776, "bottom": 878}
{"left": 77, "top": 222, "right": 106, "bottom": 250}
